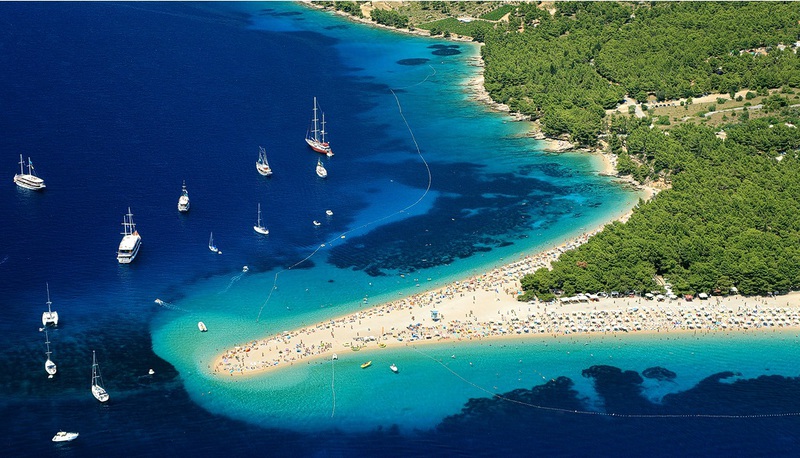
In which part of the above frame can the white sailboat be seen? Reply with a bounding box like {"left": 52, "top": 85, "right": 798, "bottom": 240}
{"left": 254, "top": 203, "right": 269, "bottom": 235}
{"left": 44, "top": 329, "right": 57, "bottom": 378}
{"left": 42, "top": 282, "right": 58, "bottom": 327}
{"left": 208, "top": 232, "right": 222, "bottom": 254}
{"left": 315, "top": 158, "right": 327, "bottom": 178}
{"left": 178, "top": 180, "right": 190, "bottom": 212}
{"left": 256, "top": 146, "right": 272, "bottom": 176}
{"left": 13, "top": 154, "right": 46, "bottom": 190}
{"left": 305, "top": 97, "right": 333, "bottom": 156}
{"left": 91, "top": 351, "right": 109, "bottom": 403}
{"left": 117, "top": 208, "right": 142, "bottom": 264}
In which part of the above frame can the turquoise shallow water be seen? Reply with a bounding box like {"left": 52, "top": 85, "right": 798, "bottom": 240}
{"left": 159, "top": 328, "right": 800, "bottom": 432}
{"left": 4, "top": 3, "right": 799, "bottom": 454}
{"left": 148, "top": 3, "right": 647, "bottom": 433}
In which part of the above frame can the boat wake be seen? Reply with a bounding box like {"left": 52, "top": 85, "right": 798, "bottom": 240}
{"left": 0, "top": 255, "right": 8, "bottom": 266}
{"left": 154, "top": 298, "right": 190, "bottom": 313}
{"left": 255, "top": 67, "right": 435, "bottom": 323}
{"left": 219, "top": 271, "right": 246, "bottom": 294}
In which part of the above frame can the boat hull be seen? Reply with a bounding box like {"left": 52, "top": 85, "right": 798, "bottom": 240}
{"left": 14, "top": 174, "right": 46, "bottom": 190}
{"left": 256, "top": 162, "right": 272, "bottom": 176}
{"left": 46, "top": 358, "right": 57, "bottom": 375}
{"left": 92, "top": 384, "right": 109, "bottom": 403}
{"left": 254, "top": 226, "right": 269, "bottom": 235}
{"left": 52, "top": 431, "right": 79, "bottom": 442}
{"left": 42, "top": 311, "right": 59, "bottom": 326}
{"left": 117, "top": 235, "right": 142, "bottom": 264}
{"left": 178, "top": 196, "right": 190, "bottom": 212}
{"left": 305, "top": 138, "right": 333, "bottom": 156}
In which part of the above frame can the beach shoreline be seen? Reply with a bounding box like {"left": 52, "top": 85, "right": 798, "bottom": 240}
{"left": 210, "top": 196, "right": 800, "bottom": 380}
{"left": 205, "top": 3, "right": 689, "bottom": 380}
{"left": 212, "top": 283, "right": 800, "bottom": 378}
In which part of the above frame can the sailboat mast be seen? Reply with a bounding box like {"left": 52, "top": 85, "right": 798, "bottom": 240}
{"left": 18, "top": 154, "right": 24, "bottom": 175}
{"left": 321, "top": 112, "right": 326, "bottom": 144}
{"left": 45, "top": 329, "right": 52, "bottom": 357}
{"left": 312, "top": 97, "right": 319, "bottom": 142}
{"left": 46, "top": 282, "right": 52, "bottom": 313}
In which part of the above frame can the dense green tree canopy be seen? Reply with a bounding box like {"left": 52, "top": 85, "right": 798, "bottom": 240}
{"left": 480, "top": 2, "right": 800, "bottom": 145}
{"left": 520, "top": 115, "right": 800, "bottom": 300}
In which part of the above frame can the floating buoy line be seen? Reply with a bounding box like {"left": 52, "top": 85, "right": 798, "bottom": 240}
{"left": 256, "top": 68, "right": 436, "bottom": 323}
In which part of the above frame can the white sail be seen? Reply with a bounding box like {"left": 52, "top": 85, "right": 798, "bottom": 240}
{"left": 254, "top": 203, "right": 269, "bottom": 235}
{"left": 91, "top": 351, "right": 109, "bottom": 403}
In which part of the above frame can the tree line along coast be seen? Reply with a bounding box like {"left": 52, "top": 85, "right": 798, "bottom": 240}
{"left": 311, "top": 1, "right": 800, "bottom": 300}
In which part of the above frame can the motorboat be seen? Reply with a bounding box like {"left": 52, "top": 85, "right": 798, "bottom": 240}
{"left": 390, "top": 364, "right": 398, "bottom": 373}
{"left": 178, "top": 181, "right": 190, "bottom": 212}
{"left": 360, "top": 361, "right": 372, "bottom": 369}
{"left": 198, "top": 321, "right": 208, "bottom": 332}
{"left": 325, "top": 210, "right": 333, "bottom": 216}
{"left": 52, "top": 431, "right": 79, "bottom": 442}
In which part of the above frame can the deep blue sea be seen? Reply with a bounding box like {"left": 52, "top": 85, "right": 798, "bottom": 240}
{"left": 1, "top": 2, "right": 799, "bottom": 456}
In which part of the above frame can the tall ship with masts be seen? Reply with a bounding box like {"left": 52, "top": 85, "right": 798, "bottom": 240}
{"left": 305, "top": 97, "right": 333, "bottom": 156}
{"left": 117, "top": 208, "right": 142, "bottom": 264}
{"left": 13, "top": 154, "right": 46, "bottom": 190}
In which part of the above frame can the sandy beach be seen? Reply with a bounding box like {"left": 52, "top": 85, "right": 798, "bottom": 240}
{"left": 210, "top": 213, "right": 800, "bottom": 378}
{"left": 208, "top": 4, "right": 786, "bottom": 380}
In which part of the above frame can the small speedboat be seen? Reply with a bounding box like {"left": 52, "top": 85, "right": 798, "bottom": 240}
{"left": 390, "top": 364, "right": 398, "bottom": 373}
{"left": 360, "top": 361, "right": 372, "bottom": 369}
{"left": 332, "top": 353, "right": 338, "bottom": 361}
{"left": 313, "top": 220, "right": 321, "bottom": 227}
{"left": 198, "top": 321, "right": 208, "bottom": 332}
{"left": 52, "top": 431, "right": 79, "bottom": 442}
{"left": 325, "top": 209, "right": 333, "bottom": 216}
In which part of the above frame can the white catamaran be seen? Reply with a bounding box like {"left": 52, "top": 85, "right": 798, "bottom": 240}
{"left": 305, "top": 97, "right": 333, "bottom": 156}
{"left": 256, "top": 146, "right": 272, "bottom": 176}
{"left": 42, "top": 282, "right": 58, "bottom": 327}
{"left": 91, "top": 351, "right": 109, "bottom": 403}
{"left": 13, "top": 154, "right": 46, "bottom": 190}
{"left": 254, "top": 203, "right": 269, "bottom": 235}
